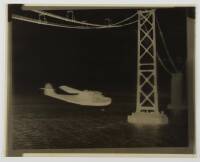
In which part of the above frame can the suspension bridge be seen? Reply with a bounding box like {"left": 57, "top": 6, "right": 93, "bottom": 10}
{"left": 11, "top": 7, "right": 183, "bottom": 125}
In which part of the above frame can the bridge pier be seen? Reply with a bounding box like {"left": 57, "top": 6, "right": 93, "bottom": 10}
{"left": 167, "top": 72, "right": 186, "bottom": 111}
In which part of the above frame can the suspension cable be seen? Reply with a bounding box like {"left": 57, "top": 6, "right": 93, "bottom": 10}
{"left": 157, "top": 51, "right": 174, "bottom": 75}
{"left": 32, "top": 10, "right": 105, "bottom": 27}
{"left": 111, "top": 12, "right": 138, "bottom": 25}
{"left": 12, "top": 14, "right": 137, "bottom": 29}
{"left": 32, "top": 10, "right": 138, "bottom": 28}
{"left": 12, "top": 14, "right": 93, "bottom": 29}
{"left": 156, "top": 17, "right": 178, "bottom": 72}
{"left": 142, "top": 18, "right": 174, "bottom": 75}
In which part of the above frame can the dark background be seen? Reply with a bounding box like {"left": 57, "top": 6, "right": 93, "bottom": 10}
{"left": 10, "top": 6, "right": 188, "bottom": 97}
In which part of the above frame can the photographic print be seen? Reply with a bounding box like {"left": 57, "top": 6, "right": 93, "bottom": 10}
{"left": 6, "top": 4, "right": 195, "bottom": 156}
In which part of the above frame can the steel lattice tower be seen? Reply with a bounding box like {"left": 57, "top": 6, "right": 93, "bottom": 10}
{"left": 136, "top": 9, "right": 159, "bottom": 113}
{"left": 128, "top": 9, "right": 168, "bottom": 125}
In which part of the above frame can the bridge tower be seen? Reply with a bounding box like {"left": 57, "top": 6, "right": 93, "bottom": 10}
{"left": 128, "top": 9, "right": 168, "bottom": 125}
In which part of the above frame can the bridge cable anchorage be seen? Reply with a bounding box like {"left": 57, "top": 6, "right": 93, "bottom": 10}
{"left": 12, "top": 14, "right": 138, "bottom": 29}
{"left": 31, "top": 10, "right": 138, "bottom": 28}
{"left": 156, "top": 17, "right": 179, "bottom": 73}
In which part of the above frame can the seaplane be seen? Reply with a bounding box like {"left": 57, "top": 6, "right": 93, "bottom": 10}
{"left": 41, "top": 83, "right": 112, "bottom": 107}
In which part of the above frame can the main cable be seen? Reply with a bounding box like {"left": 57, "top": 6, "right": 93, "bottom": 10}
{"left": 32, "top": 10, "right": 138, "bottom": 28}
{"left": 156, "top": 17, "right": 178, "bottom": 73}
{"left": 32, "top": 10, "right": 105, "bottom": 27}
{"left": 111, "top": 12, "right": 138, "bottom": 25}
{"left": 12, "top": 14, "right": 138, "bottom": 29}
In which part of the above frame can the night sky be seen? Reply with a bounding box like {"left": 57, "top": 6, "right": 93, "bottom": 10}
{"left": 9, "top": 5, "right": 188, "bottom": 96}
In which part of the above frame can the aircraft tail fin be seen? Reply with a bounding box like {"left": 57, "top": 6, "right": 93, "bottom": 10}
{"left": 43, "top": 83, "right": 55, "bottom": 96}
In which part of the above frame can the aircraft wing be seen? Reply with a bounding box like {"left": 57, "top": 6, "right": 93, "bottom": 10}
{"left": 59, "top": 85, "right": 81, "bottom": 94}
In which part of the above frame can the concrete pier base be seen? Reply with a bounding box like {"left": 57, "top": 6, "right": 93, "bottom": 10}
{"left": 167, "top": 72, "right": 186, "bottom": 110}
{"left": 128, "top": 111, "right": 168, "bottom": 125}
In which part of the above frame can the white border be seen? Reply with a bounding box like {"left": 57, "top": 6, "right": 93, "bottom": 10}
{"left": 0, "top": 0, "right": 7, "bottom": 158}
{"left": 3, "top": 0, "right": 198, "bottom": 6}
{"left": 0, "top": 0, "right": 199, "bottom": 161}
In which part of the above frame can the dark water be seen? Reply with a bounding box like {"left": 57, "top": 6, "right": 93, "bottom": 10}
{"left": 11, "top": 92, "right": 188, "bottom": 150}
